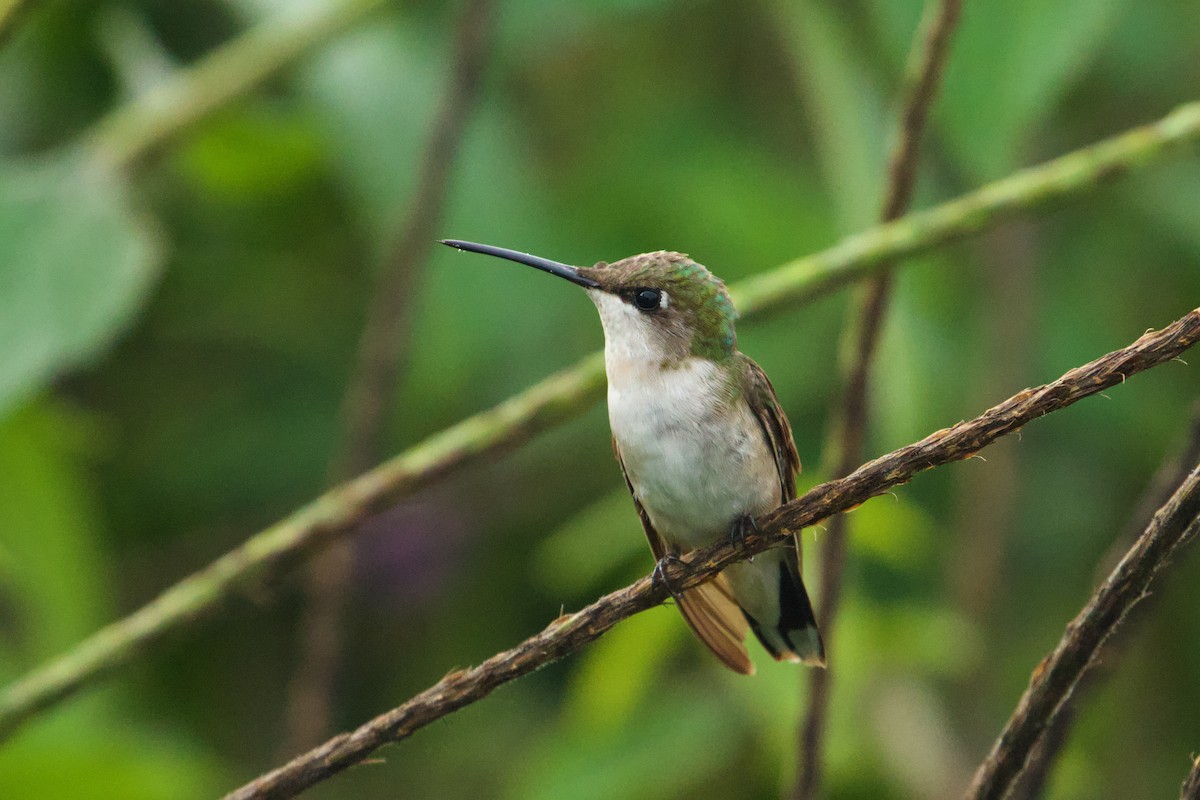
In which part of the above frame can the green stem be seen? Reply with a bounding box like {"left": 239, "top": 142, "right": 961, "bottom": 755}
{"left": 733, "top": 101, "right": 1200, "bottom": 314}
{"left": 84, "top": 0, "right": 387, "bottom": 170}
{"left": 2, "top": 100, "right": 1199, "bottom": 740}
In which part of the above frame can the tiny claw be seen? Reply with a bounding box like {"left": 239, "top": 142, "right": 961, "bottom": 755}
{"left": 652, "top": 554, "right": 688, "bottom": 604}
{"left": 730, "top": 514, "right": 760, "bottom": 561}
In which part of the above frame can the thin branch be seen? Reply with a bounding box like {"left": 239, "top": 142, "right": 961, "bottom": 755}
{"left": 283, "top": 0, "right": 496, "bottom": 752}
{"left": 799, "top": 1, "right": 961, "bottom": 795}
{"left": 965, "top": 464, "right": 1200, "bottom": 800}
{"left": 1, "top": 102, "right": 1199, "bottom": 742}
{"left": 1182, "top": 754, "right": 1200, "bottom": 800}
{"left": 1010, "top": 399, "right": 1200, "bottom": 799}
{"left": 225, "top": 308, "right": 1200, "bottom": 800}
{"left": 84, "top": 0, "right": 387, "bottom": 171}
{"left": 734, "top": 101, "right": 1200, "bottom": 317}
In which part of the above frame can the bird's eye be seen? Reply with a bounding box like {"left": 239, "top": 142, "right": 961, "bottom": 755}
{"left": 634, "top": 288, "right": 662, "bottom": 311}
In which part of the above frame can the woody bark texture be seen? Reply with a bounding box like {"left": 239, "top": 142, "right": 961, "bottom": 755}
{"left": 965, "top": 465, "right": 1200, "bottom": 799}
{"left": 3, "top": 101, "right": 1199, "bottom": 744}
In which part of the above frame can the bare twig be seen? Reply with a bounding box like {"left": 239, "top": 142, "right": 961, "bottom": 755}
{"left": 1010, "top": 399, "right": 1200, "bottom": 799}
{"left": 799, "top": 1, "right": 962, "bottom": 795}
{"left": 226, "top": 308, "right": 1200, "bottom": 800}
{"left": 2, "top": 102, "right": 1199, "bottom": 741}
{"left": 1182, "top": 754, "right": 1200, "bottom": 800}
{"left": 282, "top": 0, "right": 496, "bottom": 753}
{"left": 965, "top": 462, "right": 1200, "bottom": 800}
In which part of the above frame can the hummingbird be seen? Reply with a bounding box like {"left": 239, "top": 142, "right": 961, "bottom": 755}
{"left": 442, "top": 239, "right": 825, "bottom": 674}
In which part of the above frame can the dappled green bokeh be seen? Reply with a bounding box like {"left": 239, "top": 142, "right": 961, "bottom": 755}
{"left": 1, "top": 0, "right": 1198, "bottom": 798}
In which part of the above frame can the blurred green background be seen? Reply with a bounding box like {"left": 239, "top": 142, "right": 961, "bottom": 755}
{"left": 1, "top": 0, "right": 1199, "bottom": 798}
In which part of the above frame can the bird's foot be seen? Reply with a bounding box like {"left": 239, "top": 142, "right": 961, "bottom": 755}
{"left": 652, "top": 554, "right": 688, "bottom": 604}
{"left": 729, "top": 514, "right": 760, "bottom": 561}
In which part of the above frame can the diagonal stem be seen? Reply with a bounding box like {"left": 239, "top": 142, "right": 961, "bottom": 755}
{"left": 225, "top": 308, "right": 1200, "bottom": 800}
{"left": 799, "top": 1, "right": 962, "bottom": 795}
{"left": 2, "top": 102, "right": 1199, "bottom": 742}
{"left": 1009, "top": 398, "right": 1200, "bottom": 799}
{"left": 964, "top": 464, "right": 1200, "bottom": 800}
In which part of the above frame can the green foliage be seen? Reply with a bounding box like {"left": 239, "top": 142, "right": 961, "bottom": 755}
{"left": 0, "top": 154, "right": 160, "bottom": 418}
{"left": 0, "top": 1, "right": 1197, "bottom": 798}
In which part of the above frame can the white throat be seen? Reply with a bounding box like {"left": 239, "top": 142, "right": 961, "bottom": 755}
{"left": 587, "top": 289, "right": 675, "bottom": 372}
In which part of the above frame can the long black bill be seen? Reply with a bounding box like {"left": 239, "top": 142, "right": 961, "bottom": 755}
{"left": 441, "top": 239, "right": 599, "bottom": 288}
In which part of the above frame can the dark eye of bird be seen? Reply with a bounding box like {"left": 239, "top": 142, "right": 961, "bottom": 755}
{"left": 633, "top": 288, "right": 661, "bottom": 311}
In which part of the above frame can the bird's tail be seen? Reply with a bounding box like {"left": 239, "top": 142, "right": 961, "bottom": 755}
{"left": 745, "top": 552, "right": 826, "bottom": 667}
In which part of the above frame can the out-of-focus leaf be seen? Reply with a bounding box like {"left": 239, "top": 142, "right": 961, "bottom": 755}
{"left": 769, "top": 0, "right": 888, "bottom": 232}
{"left": 562, "top": 607, "right": 686, "bottom": 736}
{"left": 1125, "top": 160, "right": 1200, "bottom": 256}
{"left": 297, "top": 18, "right": 441, "bottom": 244}
{"left": 509, "top": 684, "right": 737, "bottom": 800}
{"left": 732, "top": 651, "right": 807, "bottom": 792}
{"left": 0, "top": 726, "right": 225, "bottom": 800}
{"left": 0, "top": 400, "right": 111, "bottom": 669}
{"left": 868, "top": 0, "right": 1129, "bottom": 177}
{"left": 175, "top": 107, "right": 326, "bottom": 201}
{"left": 0, "top": 400, "right": 226, "bottom": 798}
{"left": 533, "top": 490, "right": 645, "bottom": 595}
{"left": 844, "top": 479, "right": 935, "bottom": 571}
{"left": 868, "top": 603, "right": 981, "bottom": 677}
{"left": 0, "top": 153, "right": 161, "bottom": 419}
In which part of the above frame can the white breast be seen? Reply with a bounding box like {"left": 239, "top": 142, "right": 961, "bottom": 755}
{"left": 607, "top": 355, "right": 780, "bottom": 551}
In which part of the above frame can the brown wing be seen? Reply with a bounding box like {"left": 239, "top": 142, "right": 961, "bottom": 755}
{"left": 741, "top": 355, "right": 806, "bottom": 577}
{"left": 741, "top": 355, "right": 801, "bottom": 501}
{"left": 612, "top": 439, "right": 755, "bottom": 675}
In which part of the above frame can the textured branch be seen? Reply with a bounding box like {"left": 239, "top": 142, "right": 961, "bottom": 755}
{"left": 2, "top": 102, "right": 1199, "bottom": 742}
{"left": 84, "top": 0, "right": 386, "bottom": 170}
{"left": 282, "top": 0, "right": 496, "bottom": 752}
{"left": 226, "top": 308, "right": 1200, "bottom": 800}
{"left": 799, "top": 2, "right": 961, "bottom": 795}
{"left": 1010, "top": 399, "right": 1200, "bottom": 799}
{"left": 965, "top": 461, "right": 1200, "bottom": 800}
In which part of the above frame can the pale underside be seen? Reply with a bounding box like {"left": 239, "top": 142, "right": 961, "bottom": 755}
{"left": 591, "top": 290, "right": 801, "bottom": 673}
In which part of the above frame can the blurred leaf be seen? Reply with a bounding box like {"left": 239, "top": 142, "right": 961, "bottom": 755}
{"left": 846, "top": 481, "right": 935, "bottom": 570}
{"left": 868, "top": 603, "right": 981, "bottom": 677}
{"left": 1125, "top": 159, "right": 1200, "bottom": 256}
{"left": 509, "top": 683, "right": 737, "bottom": 800}
{"left": 0, "top": 400, "right": 230, "bottom": 800}
{"left": 0, "top": 399, "right": 112, "bottom": 670}
{"left": 0, "top": 152, "right": 161, "bottom": 419}
{"left": 175, "top": 106, "right": 326, "bottom": 201}
{"left": 879, "top": 0, "right": 1127, "bottom": 177}
{"left": 562, "top": 608, "right": 686, "bottom": 736}
{"left": 533, "top": 490, "right": 645, "bottom": 596}
{"left": 768, "top": 0, "right": 888, "bottom": 231}
{"left": 298, "top": 18, "right": 442, "bottom": 244}
{"left": 0, "top": 725, "right": 225, "bottom": 800}
{"left": 733, "top": 653, "right": 806, "bottom": 792}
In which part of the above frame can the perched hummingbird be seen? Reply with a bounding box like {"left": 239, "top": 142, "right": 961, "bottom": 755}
{"left": 442, "top": 239, "right": 825, "bottom": 674}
